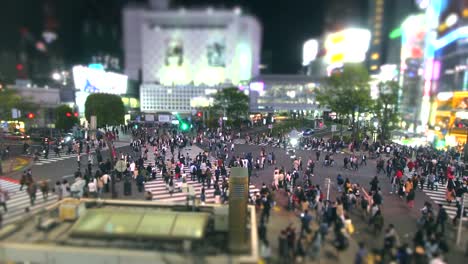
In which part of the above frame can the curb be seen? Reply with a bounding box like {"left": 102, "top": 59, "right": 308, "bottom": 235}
{"left": 0, "top": 176, "right": 20, "bottom": 184}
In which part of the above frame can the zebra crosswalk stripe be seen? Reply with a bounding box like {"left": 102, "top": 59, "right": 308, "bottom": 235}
{"left": 143, "top": 166, "right": 259, "bottom": 204}
{"left": 421, "top": 184, "right": 466, "bottom": 220}
{"left": 0, "top": 179, "right": 59, "bottom": 225}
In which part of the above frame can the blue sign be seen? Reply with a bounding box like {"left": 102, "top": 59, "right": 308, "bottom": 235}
{"left": 88, "top": 63, "right": 104, "bottom": 70}
{"left": 83, "top": 80, "right": 99, "bottom": 93}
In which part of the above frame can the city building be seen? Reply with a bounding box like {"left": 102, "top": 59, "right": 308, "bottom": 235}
{"left": 367, "top": 0, "right": 385, "bottom": 73}
{"left": 429, "top": 0, "right": 468, "bottom": 145}
{"left": 385, "top": 0, "right": 418, "bottom": 66}
{"left": 398, "top": 13, "right": 428, "bottom": 132}
{"left": 123, "top": 0, "right": 261, "bottom": 114}
{"left": 248, "top": 75, "right": 321, "bottom": 115}
{"left": 5, "top": 84, "right": 61, "bottom": 128}
{"left": 0, "top": 199, "right": 259, "bottom": 264}
{"left": 140, "top": 84, "right": 230, "bottom": 114}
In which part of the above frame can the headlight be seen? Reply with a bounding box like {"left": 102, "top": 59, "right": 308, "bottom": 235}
{"left": 290, "top": 138, "right": 298, "bottom": 146}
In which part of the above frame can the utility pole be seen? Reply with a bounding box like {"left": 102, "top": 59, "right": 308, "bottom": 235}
{"left": 456, "top": 194, "right": 466, "bottom": 247}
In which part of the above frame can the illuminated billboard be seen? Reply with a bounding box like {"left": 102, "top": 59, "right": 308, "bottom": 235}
{"left": 302, "top": 39, "right": 318, "bottom": 66}
{"left": 72, "top": 66, "right": 128, "bottom": 94}
{"left": 141, "top": 24, "right": 258, "bottom": 86}
{"left": 401, "top": 14, "right": 427, "bottom": 64}
{"left": 324, "top": 28, "right": 371, "bottom": 68}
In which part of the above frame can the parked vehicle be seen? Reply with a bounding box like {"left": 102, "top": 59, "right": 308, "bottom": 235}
{"left": 1, "top": 131, "right": 30, "bottom": 140}
{"left": 301, "top": 128, "right": 315, "bottom": 136}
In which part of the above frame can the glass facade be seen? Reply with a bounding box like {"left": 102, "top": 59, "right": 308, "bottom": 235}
{"left": 437, "top": 40, "right": 468, "bottom": 92}
{"left": 249, "top": 75, "right": 320, "bottom": 113}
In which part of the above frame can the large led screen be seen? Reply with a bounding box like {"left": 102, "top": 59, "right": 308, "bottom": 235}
{"left": 72, "top": 66, "right": 128, "bottom": 95}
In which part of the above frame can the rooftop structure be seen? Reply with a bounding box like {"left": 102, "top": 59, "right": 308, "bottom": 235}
{"left": 0, "top": 198, "right": 258, "bottom": 264}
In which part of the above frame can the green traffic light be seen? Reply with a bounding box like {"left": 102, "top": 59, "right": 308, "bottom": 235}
{"left": 180, "top": 122, "right": 189, "bottom": 131}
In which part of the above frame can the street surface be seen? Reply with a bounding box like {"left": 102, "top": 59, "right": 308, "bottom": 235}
{"left": 230, "top": 142, "right": 467, "bottom": 263}
{"left": 1, "top": 130, "right": 466, "bottom": 263}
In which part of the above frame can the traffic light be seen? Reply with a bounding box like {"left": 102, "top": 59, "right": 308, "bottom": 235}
{"left": 179, "top": 121, "right": 190, "bottom": 131}
{"left": 196, "top": 111, "right": 203, "bottom": 117}
{"left": 74, "top": 112, "right": 79, "bottom": 117}
{"left": 26, "top": 112, "right": 35, "bottom": 119}
{"left": 66, "top": 112, "right": 72, "bottom": 117}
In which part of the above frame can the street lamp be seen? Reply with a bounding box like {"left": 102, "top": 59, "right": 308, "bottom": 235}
{"left": 52, "top": 72, "right": 61, "bottom": 81}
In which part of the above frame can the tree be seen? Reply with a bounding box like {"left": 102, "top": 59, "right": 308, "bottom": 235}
{"left": 211, "top": 87, "right": 249, "bottom": 126}
{"left": 85, "top": 93, "right": 125, "bottom": 128}
{"left": 0, "top": 88, "right": 38, "bottom": 121}
{"left": 316, "top": 64, "right": 373, "bottom": 138}
{"left": 372, "top": 81, "right": 400, "bottom": 142}
{"left": 55, "top": 105, "right": 79, "bottom": 131}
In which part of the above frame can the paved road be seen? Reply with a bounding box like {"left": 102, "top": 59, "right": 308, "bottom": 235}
{"left": 0, "top": 178, "right": 58, "bottom": 225}
{"left": 231, "top": 143, "right": 467, "bottom": 262}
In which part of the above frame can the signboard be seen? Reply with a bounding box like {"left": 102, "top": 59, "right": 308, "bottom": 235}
{"left": 331, "top": 125, "right": 337, "bottom": 132}
{"left": 11, "top": 108, "right": 20, "bottom": 119}
{"left": 158, "top": 115, "right": 171, "bottom": 123}
{"left": 72, "top": 65, "right": 128, "bottom": 95}
{"left": 325, "top": 28, "right": 371, "bottom": 67}
{"left": 145, "top": 114, "right": 154, "bottom": 122}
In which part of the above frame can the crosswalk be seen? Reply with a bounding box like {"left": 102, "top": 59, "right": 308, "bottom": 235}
{"left": 0, "top": 179, "right": 58, "bottom": 225}
{"left": 143, "top": 166, "right": 259, "bottom": 204}
{"left": 421, "top": 184, "right": 466, "bottom": 220}
{"left": 33, "top": 153, "right": 77, "bottom": 166}
{"left": 33, "top": 141, "right": 130, "bottom": 166}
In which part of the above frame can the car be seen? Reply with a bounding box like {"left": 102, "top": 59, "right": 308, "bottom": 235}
{"left": 1, "top": 131, "right": 30, "bottom": 140}
{"left": 302, "top": 128, "right": 315, "bottom": 136}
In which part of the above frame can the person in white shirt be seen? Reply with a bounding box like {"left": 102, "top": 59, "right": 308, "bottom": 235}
{"left": 88, "top": 178, "right": 97, "bottom": 198}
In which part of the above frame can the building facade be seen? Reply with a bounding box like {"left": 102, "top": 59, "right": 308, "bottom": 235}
{"left": 248, "top": 75, "right": 321, "bottom": 114}
{"left": 123, "top": 1, "right": 261, "bottom": 114}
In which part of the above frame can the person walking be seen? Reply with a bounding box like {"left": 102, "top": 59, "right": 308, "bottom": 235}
{"left": 27, "top": 182, "right": 37, "bottom": 206}
{"left": 435, "top": 204, "right": 448, "bottom": 233}
{"left": 407, "top": 187, "right": 415, "bottom": 208}
{"left": 355, "top": 242, "right": 367, "bottom": 264}
{"left": 39, "top": 180, "right": 49, "bottom": 201}
{"left": 0, "top": 187, "right": 9, "bottom": 212}
{"left": 136, "top": 173, "right": 145, "bottom": 192}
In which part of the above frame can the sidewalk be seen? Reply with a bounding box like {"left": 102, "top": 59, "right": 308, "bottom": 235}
{"left": 0, "top": 156, "right": 32, "bottom": 176}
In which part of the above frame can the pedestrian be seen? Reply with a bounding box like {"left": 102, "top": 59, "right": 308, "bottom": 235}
{"left": 87, "top": 178, "right": 97, "bottom": 198}
{"left": 452, "top": 201, "right": 463, "bottom": 225}
{"left": 54, "top": 181, "right": 63, "bottom": 200}
{"left": 27, "top": 182, "right": 37, "bottom": 206}
{"left": 436, "top": 204, "right": 448, "bottom": 233}
{"left": 77, "top": 154, "right": 81, "bottom": 169}
{"left": 19, "top": 170, "right": 27, "bottom": 191}
{"left": 300, "top": 209, "right": 312, "bottom": 235}
{"left": 445, "top": 186, "right": 455, "bottom": 205}
{"left": 260, "top": 240, "right": 272, "bottom": 263}
{"left": 407, "top": 187, "right": 415, "bottom": 208}
{"left": 200, "top": 187, "right": 206, "bottom": 205}
{"left": 144, "top": 191, "right": 153, "bottom": 201}
{"left": 39, "top": 180, "right": 49, "bottom": 201}
{"left": 0, "top": 187, "right": 9, "bottom": 212}
{"left": 136, "top": 173, "right": 145, "bottom": 192}
{"left": 355, "top": 242, "right": 367, "bottom": 264}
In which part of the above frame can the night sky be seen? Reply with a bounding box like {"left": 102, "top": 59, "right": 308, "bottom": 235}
{"left": 175, "top": 0, "right": 326, "bottom": 73}
{"left": 0, "top": 0, "right": 367, "bottom": 76}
